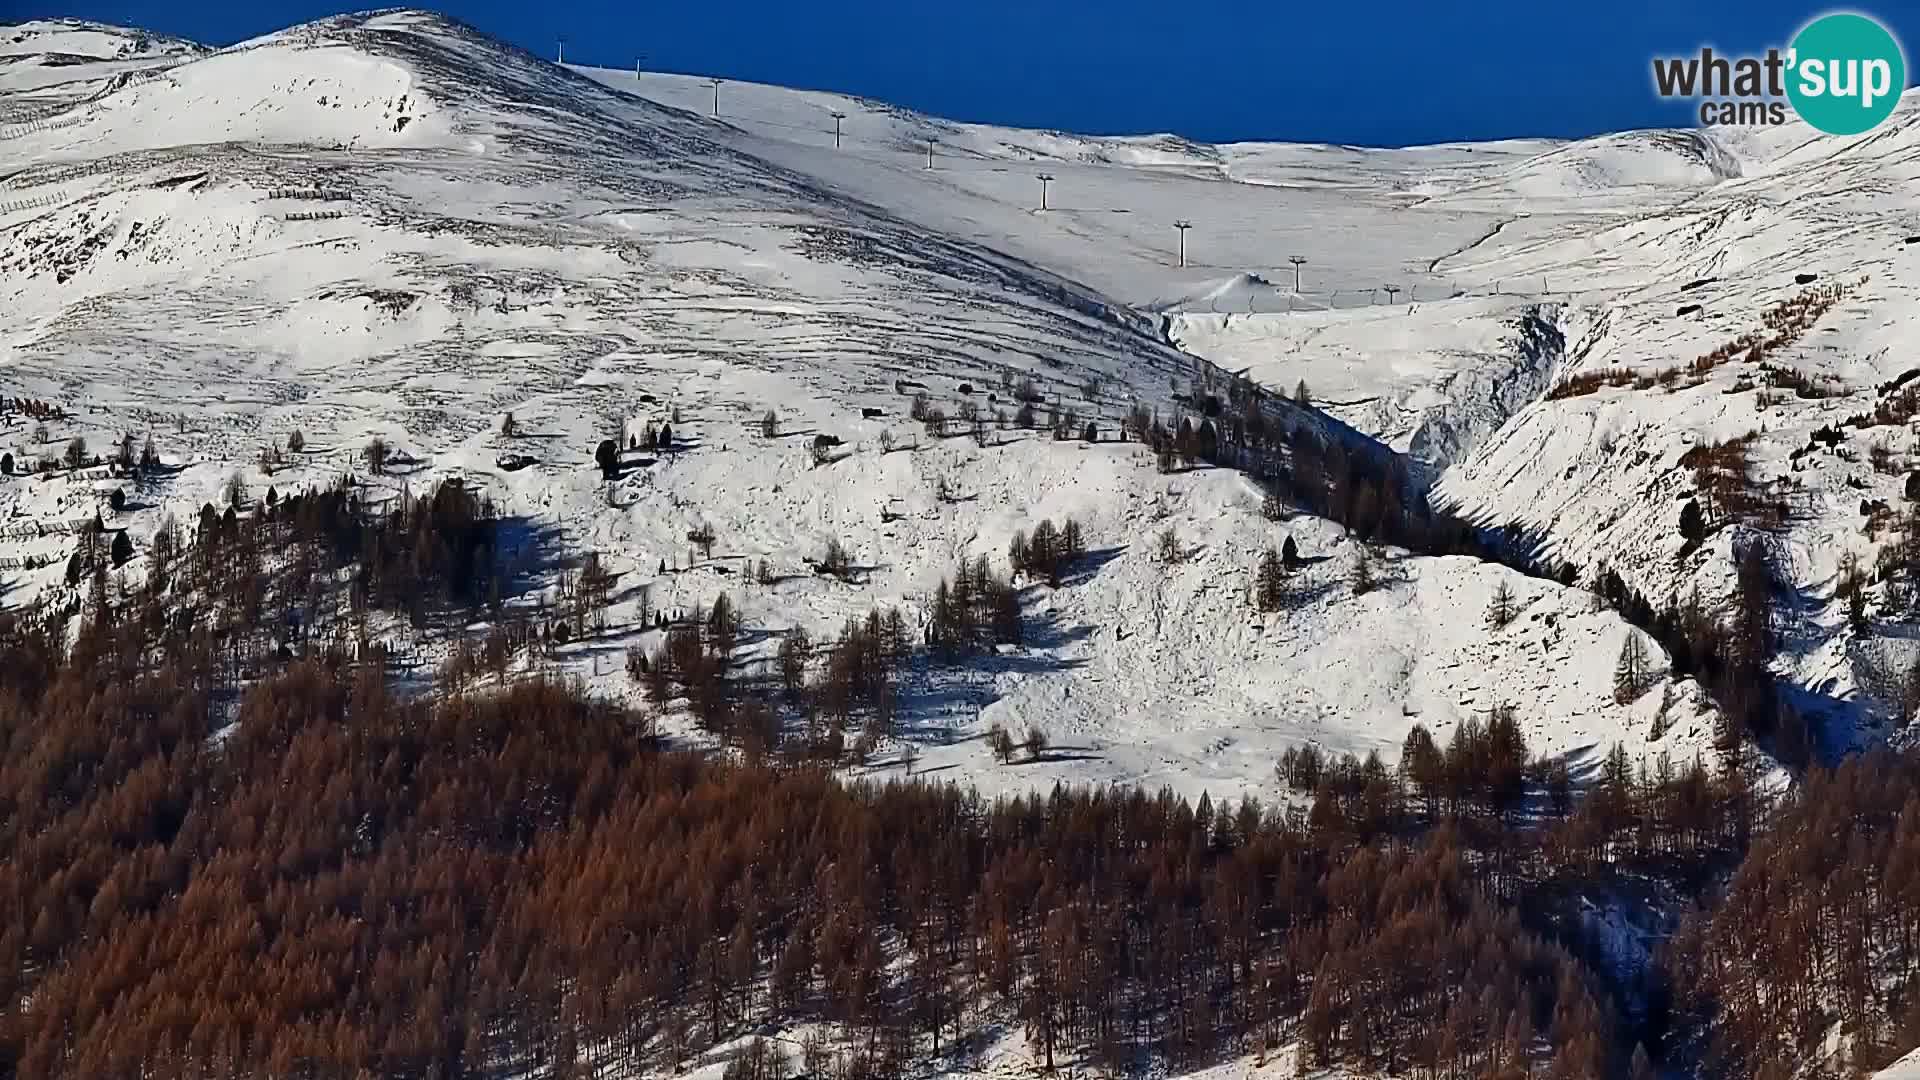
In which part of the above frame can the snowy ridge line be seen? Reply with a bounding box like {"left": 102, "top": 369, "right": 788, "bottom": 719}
{"left": 589, "top": 72, "right": 1771, "bottom": 206}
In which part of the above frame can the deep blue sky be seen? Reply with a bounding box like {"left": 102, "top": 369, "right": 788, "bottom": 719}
{"left": 19, "top": 1, "right": 1920, "bottom": 146}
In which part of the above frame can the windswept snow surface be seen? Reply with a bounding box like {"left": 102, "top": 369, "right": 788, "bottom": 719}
{"left": 15, "top": 7, "right": 1913, "bottom": 811}
{"left": 575, "top": 67, "right": 1785, "bottom": 470}
{"left": 0, "top": 19, "right": 203, "bottom": 121}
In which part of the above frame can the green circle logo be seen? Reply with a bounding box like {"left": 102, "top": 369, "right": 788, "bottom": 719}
{"left": 1787, "top": 13, "right": 1906, "bottom": 135}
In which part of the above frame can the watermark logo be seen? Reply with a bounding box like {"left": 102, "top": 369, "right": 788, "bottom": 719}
{"left": 1652, "top": 11, "right": 1906, "bottom": 134}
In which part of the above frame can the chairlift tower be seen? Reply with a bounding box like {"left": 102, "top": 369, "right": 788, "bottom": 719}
{"left": 1037, "top": 173, "right": 1054, "bottom": 210}
{"left": 830, "top": 110, "right": 847, "bottom": 148}
{"left": 1173, "top": 220, "right": 1192, "bottom": 268}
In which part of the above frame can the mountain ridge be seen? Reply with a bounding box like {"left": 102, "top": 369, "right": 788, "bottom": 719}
{"left": 4, "top": 5, "right": 1914, "bottom": 796}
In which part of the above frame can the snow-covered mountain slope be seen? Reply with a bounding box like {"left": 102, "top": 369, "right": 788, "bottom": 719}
{"left": 572, "top": 66, "right": 1792, "bottom": 467}
{"left": 1, "top": 10, "right": 1228, "bottom": 435}
{"left": 22, "top": 7, "right": 1909, "bottom": 805}
{"left": 576, "top": 67, "right": 1739, "bottom": 312}
{"left": 1164, "top": 298, "right": 1565, "bottom": 464}
{"left": 581, "top": 59, "right": 1920, "bottom": 745}
{"left": 884, "top": 459, "right": 1714, "bottom": 803}
{"left": 1436, "top": 100, "right": 1920, "bottom": 747}
{"left": 0, "top": 19, "right": 204, "bottom": 122}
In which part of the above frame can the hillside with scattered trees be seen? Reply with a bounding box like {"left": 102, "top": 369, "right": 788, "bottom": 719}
{"left": 3, "top": 549, "right": 1919, "bottom": 1078}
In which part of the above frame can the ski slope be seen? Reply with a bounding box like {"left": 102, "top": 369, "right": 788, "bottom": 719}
{"left": 581, "top": 60, "right": 1920, "bottom": 748}
{"left": 575, "top": 66, "right": 1736, "bottom": 313}
{"left": 11, "top": 7, "right": 1917, "bottom": 810}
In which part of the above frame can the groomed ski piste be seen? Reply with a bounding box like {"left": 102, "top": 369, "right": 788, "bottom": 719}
{"left": 5, "top": 8, "right": 1918, "bottom": 817}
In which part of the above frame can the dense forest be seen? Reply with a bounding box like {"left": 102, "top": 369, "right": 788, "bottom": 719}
{"left": 3, "top": 579, "right": 1919, "bottom": 1078}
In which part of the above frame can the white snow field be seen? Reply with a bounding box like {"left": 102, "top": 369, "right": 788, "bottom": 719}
{"left": 11, "top": 7, "right": 1918, "bottom": 809}
{"left": 570, "top": 67, "right": 1763, "bottom": 470}
{"left": 0, "top": 19, "right": 204, "bottom": 123}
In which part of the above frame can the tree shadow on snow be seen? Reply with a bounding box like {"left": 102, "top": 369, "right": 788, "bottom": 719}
{"left": 892, "top": 602, "right": 1094, "bottom": 750}
{"left": 1054, "top": 546, "right": 1125, "bottom": 587}
{"left": 1778, "top": 678, "right": 1864, "bottom": 767}
{"left": 493, "top": 518, "right": 570, "bottom": 597}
